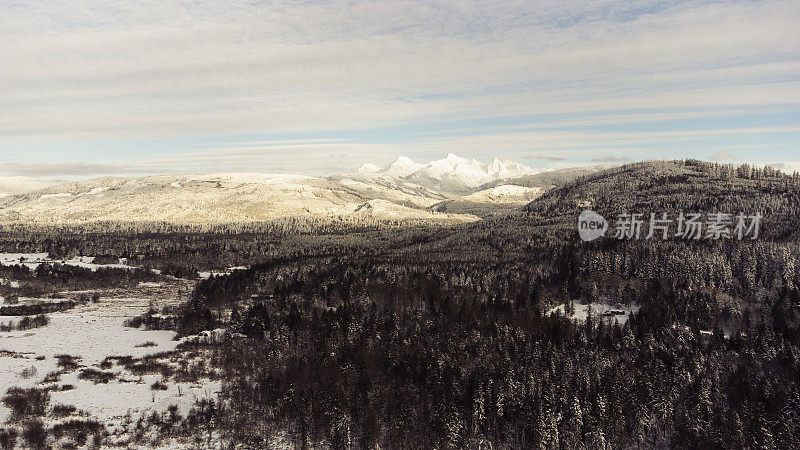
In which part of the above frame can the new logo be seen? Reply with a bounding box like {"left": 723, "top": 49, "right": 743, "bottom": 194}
{"left": 578, "top": 210, "right": 608, "bottom": 241}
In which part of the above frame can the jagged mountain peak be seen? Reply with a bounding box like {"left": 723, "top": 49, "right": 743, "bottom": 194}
{"left": 358, "top": 154, "right": 540, "bottom": 191}
{"left": 356, "top": 163, "right": 381, "bottom": 174}
{"left": 383, "top": 156, "right": 424, "bottom": 177}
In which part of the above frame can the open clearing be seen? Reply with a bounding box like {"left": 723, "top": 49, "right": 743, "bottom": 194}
{"left": 0, "top": 292, "right": 219, "bottom": 433}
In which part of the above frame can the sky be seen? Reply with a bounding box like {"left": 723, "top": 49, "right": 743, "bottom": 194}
{"left": 0, "top": 0, "right": 798, "bottom": 182}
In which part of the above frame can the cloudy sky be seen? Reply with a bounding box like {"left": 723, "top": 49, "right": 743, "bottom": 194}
{"left": 1, "top": 0, "right": 798, "bottom": 181}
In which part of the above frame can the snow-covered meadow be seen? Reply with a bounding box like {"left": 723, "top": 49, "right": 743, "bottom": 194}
{"left": 0, "top": 252, "right": 156, "bottom": 273}
{"left": 0, "top": 294, "right": 219, "bottom": 441}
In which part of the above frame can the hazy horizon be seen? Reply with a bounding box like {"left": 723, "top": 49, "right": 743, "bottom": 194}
{"left": 2, "top": 153, "right": 798, "bottom": 187}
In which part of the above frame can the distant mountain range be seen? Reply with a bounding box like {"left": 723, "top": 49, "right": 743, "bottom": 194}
{"left": 358, "top": 154, "right": 541, "bottom": 192}
{"left": 0, "top": 155, "right": 614, "bottom": 224}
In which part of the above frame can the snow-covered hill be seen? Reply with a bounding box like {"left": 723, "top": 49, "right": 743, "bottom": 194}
{"left": 431, "top": 184, "right": 545, "bottom": 217}
{"left": 0, "top": 173, "right": 470, "bottom": 224}
{"left": 478, "top": 164, "right": 616, "bottom": 190}
{"left": 0, "top": 155, "right": 566, "bottom": 224}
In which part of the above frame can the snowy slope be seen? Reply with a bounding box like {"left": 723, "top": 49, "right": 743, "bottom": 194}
{"left": 462, "top": 184, "right": 543, "bottom": 203}
{"left": 478, "top": 164, "right": 616, "bottom": 190}
{"left": 0, "top": 173, "right": 469, "bottom": 224}
{"left": 354, "top": 199, "right": 477, "bottom": 221}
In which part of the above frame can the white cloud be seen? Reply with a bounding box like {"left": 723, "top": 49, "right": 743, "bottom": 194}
{"left": 0, "top": 0, "right": 798, "bottom": 179}
{"left": 0, "top": 0, "right": 797, "bottom": 142}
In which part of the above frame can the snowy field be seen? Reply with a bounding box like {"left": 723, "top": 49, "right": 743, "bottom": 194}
{"left": 548, "top": 300, "right": 640, "bottom": 326}
{"left": 0, "top": 252, "right": 159, "bottom": 273}
{"left": 0, "top": 296, "right": 219, "bottom": 431}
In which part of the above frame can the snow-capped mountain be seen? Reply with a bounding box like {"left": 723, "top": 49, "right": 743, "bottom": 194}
{"left": 383, "top": 156, "right": 424, "bottom": 178}
{"left": 356, "top": 163, "right": 381, "bottom": 174}
{"left": 363, "top": 154, "right": 540, "bottom": 192}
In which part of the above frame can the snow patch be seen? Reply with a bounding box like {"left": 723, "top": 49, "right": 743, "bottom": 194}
{"left": 86, "top": 186, "right": 110, "bottom": 196}
{"left": 463, "top": 185, "right": 543, "bottom": 203}
{"left": 548, "top": 301, "right": 640, "bottom": 326}
{"left": 40, "top": 192, "right": 73, "bottom": 200}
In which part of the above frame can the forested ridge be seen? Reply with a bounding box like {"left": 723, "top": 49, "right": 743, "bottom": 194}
{"left": 170, "top": 160, "right": 800, "bottom": 448}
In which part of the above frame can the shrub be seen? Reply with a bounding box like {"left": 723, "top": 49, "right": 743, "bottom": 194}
{"left": 42, "top": 371, "right": 61, "bottom": 383}
{"left": 16, "top": 314, "right": 50, "bottom": 331}
{"left": 51, "top": 403, "right": 78, "bottom": 418}
{"left": 55, "top": 354, "right": 81, "bottom": 371}
{"left": 19, "top": 366, "right": 37, "bottom": 379}
{"left": 103, "top": 355, "right": 133, "bottom": 366}
{"left": 77, "top": 368, "right": 115, "bottom": 384}
{"left": 126, "top": 358, "right": 172, "bottom": 376}
{"left": 0, "top": 427, "right": 17, "bottom": 450}
{"left": 31, "top": 314, "right": 49, "bottom": 328}
{"left": 151, "top": 380, "right": 169, "bottom": 391}
{"left": 51, "top": 419, "right": 104, "bottom": 447}
{"left": 22, "top": 419, "right": 47, "bottom": 449}
{"left": 91, "top": 255, "right": 119, "bottom": 265}
{"left": 2, "top": 387, "right": 49, "bottom": 421}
